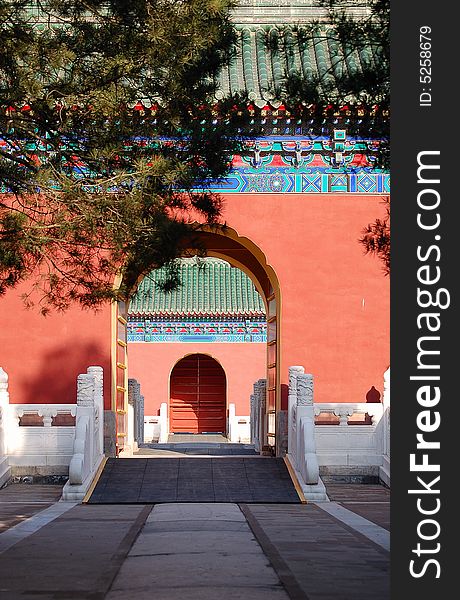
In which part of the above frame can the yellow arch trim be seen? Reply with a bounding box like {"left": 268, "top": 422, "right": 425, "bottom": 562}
{"left": 117, "top": 223, "right": 282, "bottom": 447}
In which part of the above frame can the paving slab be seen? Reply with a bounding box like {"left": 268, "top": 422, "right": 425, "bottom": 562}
{"left": 0, "top": 500, "right": 76, "bottom": 555}
{"left": 151, "top": 502, "right": 246, "bottom": 521}
{"left": 325, "top": 483, "right": 390, "bottom": 530}
{"left": 325, "top": 484, "right": 390, "bottom": 503}
{"left": 340, "top": 502, "right": 390, "bottom": 530}
{"left": 106, "top": 586, "right": 289, "bottom": 600}
{"left": 106, "top": 503, "right": 289, "bottom": 600}
{"left": 316, "top": 502, "right": 390, "bottom": 551}
{"left": 0, "top": 504, "right": 151, "bottom": 600}
{"left": 129, "top": 529, "right": 263, "bottom": 556}
{"left": 110, "top": 551, "right": 281, "bottom": 587}
{"left": 241, "top": 503, "right": 389, "bottom": 600}
{"left": 147, "top": 520, "right": 251, "bottom": 533}
{"left": 0, "top": 484, "right": 63, "bottom": 534}
{"left": 0, "top": 486, "right": 390, "bottom": 599}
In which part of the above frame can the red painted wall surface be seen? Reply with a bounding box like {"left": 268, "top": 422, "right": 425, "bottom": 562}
{"left": 0, "top": 285, "right": 112, "bottom": 409}
{"left": 0, "top": 193, "right": 389, "bottom": 410}
{"left": 128, "top": 343, "right": 266, "bottom": 417}
{"left": 220, "top": 193, "right": 390, "bottom": 403}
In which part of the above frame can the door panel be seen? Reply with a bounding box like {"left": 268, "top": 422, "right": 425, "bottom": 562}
{"left": 170, "top": 354, "right": 226, "bottom": 433}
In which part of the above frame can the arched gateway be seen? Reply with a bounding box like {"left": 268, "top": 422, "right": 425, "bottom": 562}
{"left": 115, "top": 225, "right": 281, "bottom": 452}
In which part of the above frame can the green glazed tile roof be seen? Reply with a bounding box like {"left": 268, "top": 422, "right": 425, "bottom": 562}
{"left": 21, "top": 7, "right": 382, "bottom": 110}
{"left": 129, "top": 258, "right": 266, "bottom": 317}
{"left": 215, "top": 25, "right": 380, "bottom": 107}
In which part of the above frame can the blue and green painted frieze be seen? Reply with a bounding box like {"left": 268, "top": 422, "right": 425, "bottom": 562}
{"left": 127, "top": 318, "right": 267, "bottom": 343}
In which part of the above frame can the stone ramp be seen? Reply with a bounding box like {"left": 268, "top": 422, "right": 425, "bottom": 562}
{"left": 87, "top": 458, "right": 301, "bottom": 504}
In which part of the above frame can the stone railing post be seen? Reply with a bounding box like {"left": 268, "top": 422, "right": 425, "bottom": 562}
{"left": 88, "top": 366, "right": 104, "bottom": 461}
{"left": 68, "top": 372, "right": 94, "bottom": 486}
{"left": 128, "top": 378, "right": 144, "bottom": 445}
{"left": 252, "top": 381, "right": 261, "bottom": 451}
{"left": 0, "top": 367, "right": 11, "bottom": 486}
{"left": 249, "top": 393, "right": 256, "bottom": 445}
{"left": 257, "top": 379, "right": 267, "bottom": 450}
{"left": 288, "top": 366, "right": 304, "bottom": 456}
{"left": 383, "top": 367, "right": 390, "bottom": 458}
{"left": 296, "top": 373, "right": 319, "bottom": 485}
{"left": 0, "top": 367, "right": 9, "bottom": 453}
{"left": 253, "top": 380, "right": 262, "bottom": 451}
{"left": 159, "top": 402, "right": 168, "bottom": 443}
{"left": 138, "top": 394, "right": 145, "bottom": 444}
{"left": 78, "top": 372, "right": 95, "bottom": 462}
{"left": 228, "top": 403, "right": 236, "bottom": 442}
{"left": 127, "top": 379, "right": 136, "bottom": 448}
{"left": 63, "top": 366, "right": 105, "bottom": 501}
{"left": 41, "top": 407, "right": 53, "bottom": 428}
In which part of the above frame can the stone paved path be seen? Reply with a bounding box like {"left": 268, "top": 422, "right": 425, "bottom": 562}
{"left": 325, "top": 483, "right": 390, "bottom": 530}
{"left": 106, "top": 503, "right": 290, "bottom": 600}
{"left": 0, "top": 484, "right": 63, "bottom": 534}
{"left": 0, "top": 485, "right": 390, "bottom": 599}
{"left": 0, "top": 504, "right": 149, "bottom": 599}
{"left": 243, "top": 503, "right": 389, "bottom": 599}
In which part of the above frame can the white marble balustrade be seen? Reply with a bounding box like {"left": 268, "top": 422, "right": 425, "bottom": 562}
{"left": 62, "top": 366, "right": 105, "bottom": 501}
{"left": 285, "top": 370, "right": 328, "bottom": 501}
{"left": 2, "top": 397, "right": 77, "bottom": 473}
{"left": 228, "top": 404, "right": 250, "bottom": 443}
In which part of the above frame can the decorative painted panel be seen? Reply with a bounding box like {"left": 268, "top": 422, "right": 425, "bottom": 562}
{"left": 210, "top": 170, "right": 390, "bottom": 195}
{"left": 1, "top": 133, "right": 389, "bottom": 195}
{"left": 127, "top": 318, "right": 267, "bottom": 343}
{"left": 205, "top": 133, "right": 390, "bottom": 194}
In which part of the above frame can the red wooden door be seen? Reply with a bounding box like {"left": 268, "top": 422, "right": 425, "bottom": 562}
{"left": 170, "top": 354, "right": 226, "bottom": 433}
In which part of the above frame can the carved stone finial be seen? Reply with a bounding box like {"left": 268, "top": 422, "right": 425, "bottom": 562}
{"left": 384, "top": 367, "right": 390, "bottom": 392}
{"left": 88, "top": 366, "right": 103, "bottom": 402}
{"left": 297, "top": 374, "right": 313, "bottom": 406}
{"left": 384, "top": 366, "right": 390, "bottom": 383}
{"left": 77, "top": 373, "right": 94, "bottom": 406}
{"left": 383, "top": 367, "right": 390, "bottom": 408}
{"left": 0, "top": 367, "right": 8, "bottom": 391}
{"left": 288, "top": 366, "right": 304, "bottom": 394}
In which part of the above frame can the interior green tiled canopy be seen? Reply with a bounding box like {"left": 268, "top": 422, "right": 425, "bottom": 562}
{"left": 128, "top": 258, "right": 266, "bottom": 317}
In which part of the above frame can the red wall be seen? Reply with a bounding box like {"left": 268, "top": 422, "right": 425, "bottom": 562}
{"left": 0, "top": 285, "right": 112, "bottom": 409}
{"left": 0, "top": 193, "right": 389, "bottom": 410}
{"left": 128, "top": 342, "right": 266, "bottom": 417}
{"left": 220, "top": 193, "right": 390, "bottom": 403}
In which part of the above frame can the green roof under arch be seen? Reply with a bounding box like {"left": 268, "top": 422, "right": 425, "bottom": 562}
{"left": 128, "top": 258, "right": 266, "bottom": 318}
